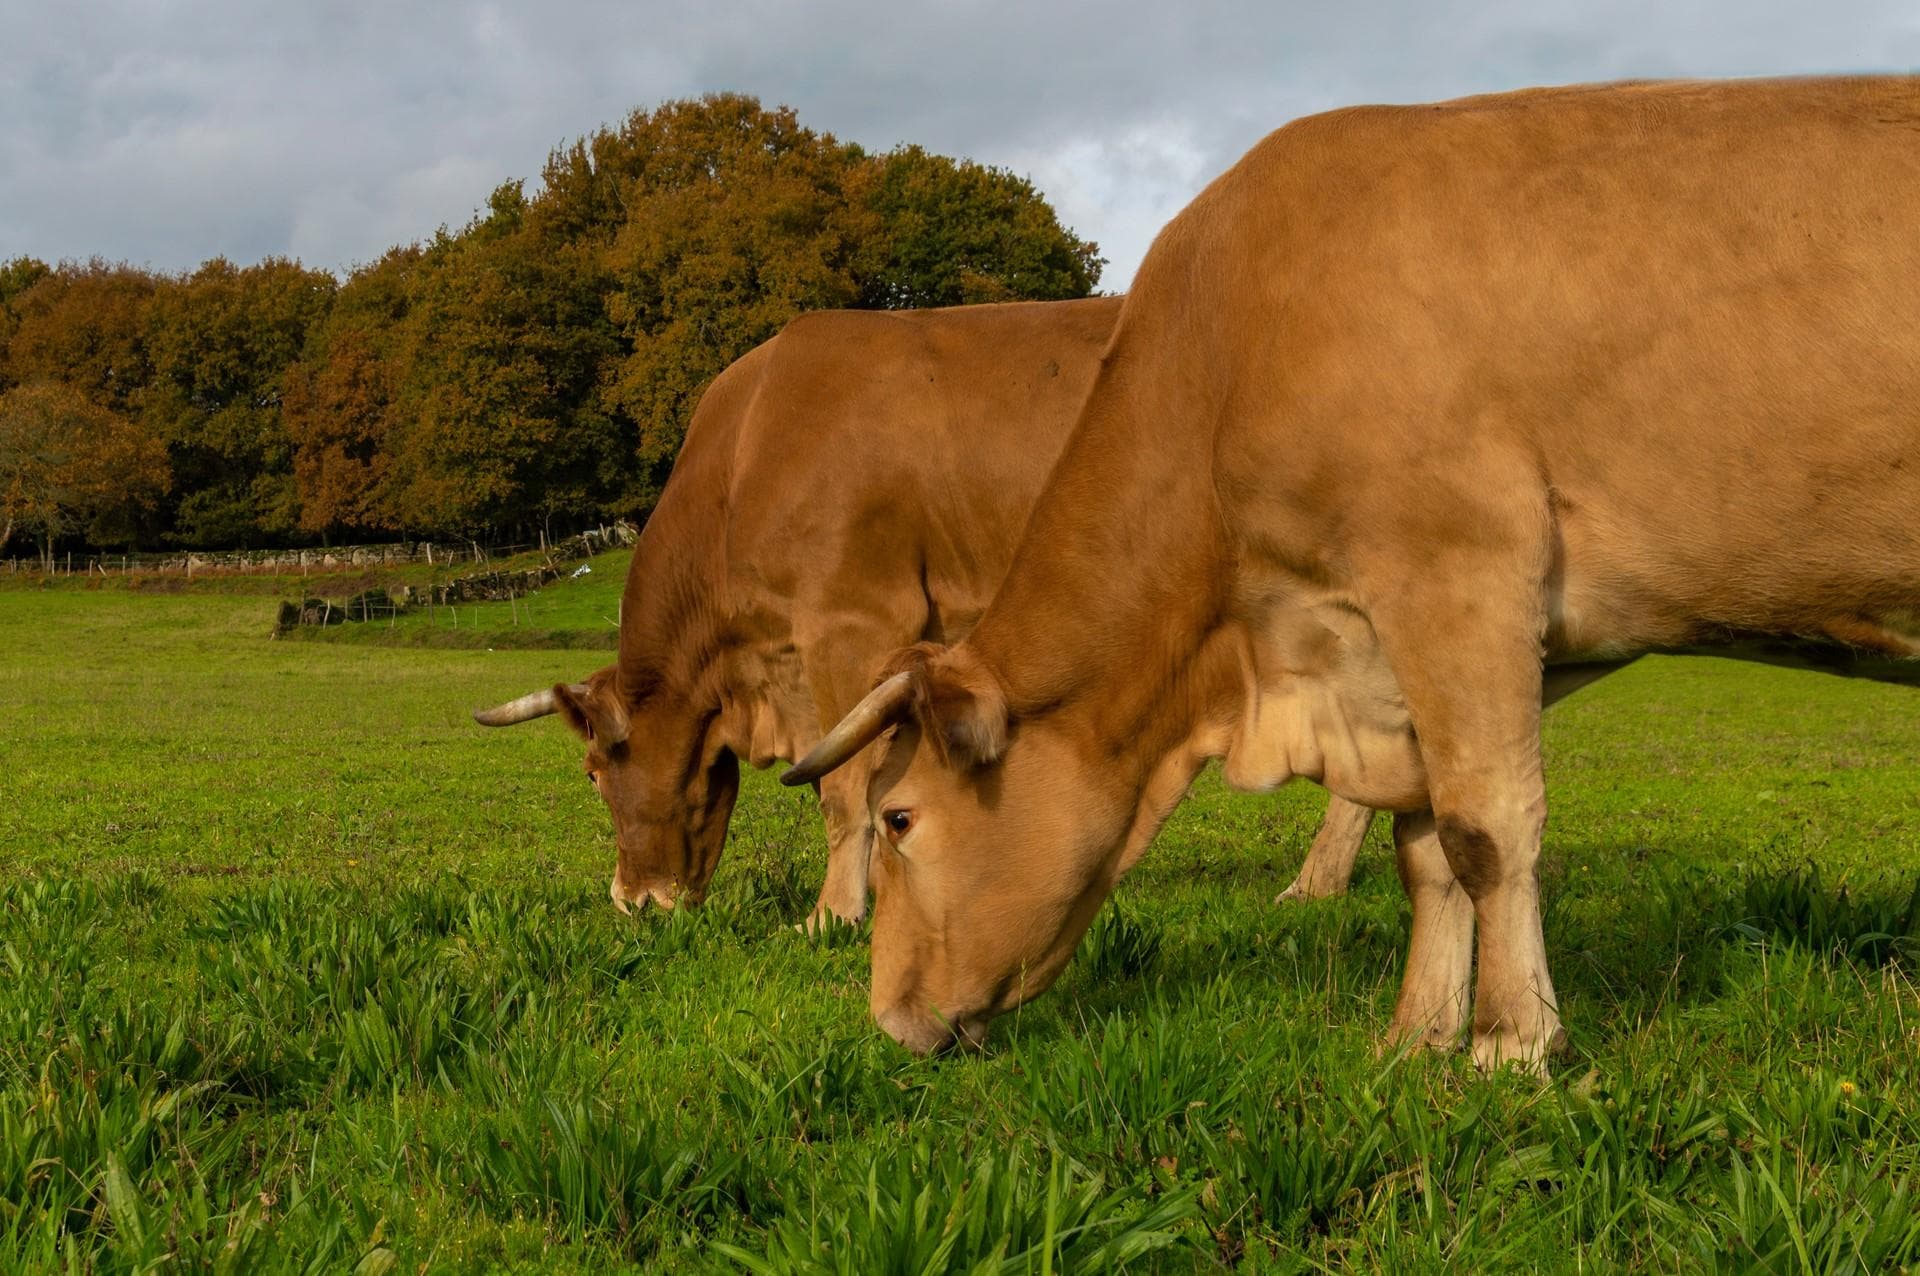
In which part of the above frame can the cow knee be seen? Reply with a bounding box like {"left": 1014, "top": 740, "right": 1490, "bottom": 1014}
{"left": 1433, "top": 791, "right": 1545, "bottom": 893}
{"left": 1433, "top": 816, "right": 1501, "bottom": 895}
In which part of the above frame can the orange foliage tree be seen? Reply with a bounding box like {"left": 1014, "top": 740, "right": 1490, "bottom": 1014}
{"left": 0, "top": 261, "right": 159, "bottom": 415}
{"left": 594, "top": 95, "right": 1103, "bottom": 505}
{"left": 0, "top": 381, "right": 170, "bottom": 563}
{"left": 283, "top": 248, "right": 419, "bottom": 539}
{"left": 142, "top": 257, "right": 337, "bottom": 545}
{"left": 2, "top": 96, "right": 1102, "bottom": 547}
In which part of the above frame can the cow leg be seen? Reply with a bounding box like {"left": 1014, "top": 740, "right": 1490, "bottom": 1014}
{"left": 1384, "top": 644, "right": 1560, "bottom": 1074}
{"left": 1362, "top": 519, "right": 1562, "bottom": 1072}
{"left": 1385, "top": 809, "right": 1474, "bottom": 1049}
{"left": 1374, "top": 659, "right": 1628, "bottom": 1042}
{"left": 1276, "top": 794, "right": 1372, "bottom": 902}
{"left": 808, "top": 764, "right": 875, "bottom": 929}
{"left": 1446, "top": 791, "right": 1559, "bottom": 1075}
{"left": 798, "top": 603, "right": 929, "bottom": 932}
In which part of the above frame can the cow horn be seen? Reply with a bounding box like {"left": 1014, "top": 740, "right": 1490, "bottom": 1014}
{"left": 472, "top": 683, "right": 591, "bottom": 726}
{"left": 781, "top": 672, "right": 916, "bottom": 786}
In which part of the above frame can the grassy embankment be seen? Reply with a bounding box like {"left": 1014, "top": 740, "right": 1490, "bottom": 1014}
{"left": 1, "top": 579, "right": 1917, "bottom": 1271}
{"left": 11, "top": 546, "right": 634, "bottom": 651}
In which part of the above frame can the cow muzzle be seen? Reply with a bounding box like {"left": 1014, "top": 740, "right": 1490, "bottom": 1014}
{"left": 609, "top": 875, "right": 682, "bottom": 916}
{"left": 875, "top": 1002, "right": 990, "bottom": 1056}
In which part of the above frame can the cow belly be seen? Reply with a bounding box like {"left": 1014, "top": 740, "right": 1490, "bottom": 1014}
{"left": 1546, "top": 488, "right": 1920, "bottom": 668}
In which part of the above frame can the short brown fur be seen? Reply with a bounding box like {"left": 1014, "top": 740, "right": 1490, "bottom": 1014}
{"left": 480, "top": 297, "right": 1375, "bottom": 921}
{"left": 803, "top": 78, "right": 1920, "bottom": 1065}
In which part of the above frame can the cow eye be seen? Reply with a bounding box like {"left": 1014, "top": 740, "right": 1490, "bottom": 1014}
{"left": 883, "top": 809, "right": 914, "bottom": 837}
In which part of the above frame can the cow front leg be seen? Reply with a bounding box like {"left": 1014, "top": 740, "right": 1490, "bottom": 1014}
{"left": 1436, "top": 793, "right": 1561, "bottom": 1073}
{"left": 1360, "top": 507, "right": 1563, "bottom": 1072}
{"left": 1384, "top": 809, "right": 1474, "bottom": 1050}
{"left": 1277, "top": 794, "right": 1372, "bottom": 901}
{"left": 807, "top": 766, "right": 874, "bottom": 929}
{"left": 1389, "top": 659, "right": 1562, "bottom": 1074}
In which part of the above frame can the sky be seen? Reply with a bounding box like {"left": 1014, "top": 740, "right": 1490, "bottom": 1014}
{"left": 5, "top": 1, "right": 1919, "bottom": 291}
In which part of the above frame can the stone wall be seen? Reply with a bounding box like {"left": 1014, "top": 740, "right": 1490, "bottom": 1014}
{"left": 21, "top": 521, "right": 638, "bottom": 577}
{"left": 272, "top": 522, "right": 634, "bottom": 631}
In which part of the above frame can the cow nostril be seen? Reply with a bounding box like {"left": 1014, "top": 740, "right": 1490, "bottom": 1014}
{"left": 951, "top": 1015, "right": 990, "bottom": 1051}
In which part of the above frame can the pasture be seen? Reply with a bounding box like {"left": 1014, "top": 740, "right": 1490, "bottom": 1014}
{"left": 2, "top": 571, "right": 1918, "bottom": 1272}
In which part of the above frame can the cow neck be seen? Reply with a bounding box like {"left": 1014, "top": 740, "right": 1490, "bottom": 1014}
{"left": 615, "top": 486, "right": 729, "bottom": 723}
{"left": 963, "top": 366, "right": 1238, "bottom": 782}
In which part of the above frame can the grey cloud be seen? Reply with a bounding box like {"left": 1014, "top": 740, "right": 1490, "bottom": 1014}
{"left": 4, "top": 0, "right": 1919, "bottom": 287}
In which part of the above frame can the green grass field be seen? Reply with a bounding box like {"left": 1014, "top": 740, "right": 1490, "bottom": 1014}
{"left": 2, "top": 579, "right": 1917, "bottom": 1272}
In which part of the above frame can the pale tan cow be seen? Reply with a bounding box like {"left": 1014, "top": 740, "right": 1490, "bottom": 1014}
{"left": 475, "top": 299, "right": 1372, "bottom": 925}
{"left": 789, "top": 77, "right": 1920, "bottom": 1068}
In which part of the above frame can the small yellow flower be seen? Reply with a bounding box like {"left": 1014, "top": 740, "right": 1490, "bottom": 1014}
{"left": 346, "top": 858, "right": 359, "bottom": 868}
{"left": 1839, "top": 1080, "right": 1857, "bottom": 1097}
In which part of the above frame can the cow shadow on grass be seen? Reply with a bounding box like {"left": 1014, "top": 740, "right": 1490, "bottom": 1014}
{"left": 1540, "top": 840, "right": 1917, "bottom": 1030}
{"left": 994, "top": 843, "right": 1917, "bottom": 1058}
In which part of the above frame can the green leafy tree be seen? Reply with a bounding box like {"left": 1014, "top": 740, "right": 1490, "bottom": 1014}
{"left": 856, "top": 146, "right": 1104, "bottom": 308}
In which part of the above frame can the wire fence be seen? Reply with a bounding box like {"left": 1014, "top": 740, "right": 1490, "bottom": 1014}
{"left": 4, "top": 525, "right": 636, "bottom": 580}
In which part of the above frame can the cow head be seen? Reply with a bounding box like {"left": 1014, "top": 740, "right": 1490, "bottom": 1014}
{"left": 782, "top": 643, "right": 1179, "bottom": 1054}
{"left": 474, "top": 667, "right": 739, "bottom": 913}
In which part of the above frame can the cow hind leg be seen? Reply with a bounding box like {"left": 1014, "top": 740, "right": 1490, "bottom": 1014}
{"left": 1384, "top": 809, "right": 1474, "bottom": 1050}
{"left": 1277, "top": 794, "right": 1372, "bottom": 902}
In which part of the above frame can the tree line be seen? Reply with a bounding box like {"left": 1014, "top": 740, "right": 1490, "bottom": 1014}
{"left": 0, "top": 95, "right": 1102, "bottom": 559}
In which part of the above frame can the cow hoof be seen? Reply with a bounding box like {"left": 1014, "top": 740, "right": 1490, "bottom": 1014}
{"left": 1274, "top": 880, "right": 1346, "bottom": 904}
{"left": 1469, "top": 1025, "right": 1564, "bottom": 1078}
{"left": 799, "top": 907, "right": 865, "bottom": 938}
{"left": 1381, "top": 1019, "right": 1465, "bottom": 1058}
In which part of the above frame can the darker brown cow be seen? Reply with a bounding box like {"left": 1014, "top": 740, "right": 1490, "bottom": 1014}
{"left": 790, "top": 78, "right": 1920, "bottom": 1067}
{"left": 476, "top": 298, "right": 1374, "bottom": 924}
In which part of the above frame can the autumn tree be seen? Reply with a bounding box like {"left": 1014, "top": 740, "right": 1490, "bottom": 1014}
{"left": 142, "top": 257, "right": 337, "bottom": 545}
{"left": 0, "top": 381, "right": 170, "bottom": 562}
{"left": 283, "top": 247, "right": 419, "bottom": 539}
{"left": 0, "top": 257, "right": 53, "bottom": 381}
{"left": 0, "top": 257, "right": 52, "bottom": 310}
{"left": 0, "top": 261, "right": 160, "bottom": 416}
{"left": 3, "top": 97, "right": 1101, "bottom": 548}
{"left": 378, "top": 182, "right": 625, "bottom": 536}
{"left": 590, "top": 94, "right": 1102, "bottom": 506}
{"left": 597, "top": 96, "right": 875, "bottom": 499}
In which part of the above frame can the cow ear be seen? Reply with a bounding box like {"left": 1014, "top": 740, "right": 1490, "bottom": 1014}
{"left": 553, "top": 680, "right": 630, "bottom": 748}
{"left": 907, "top": 645, "right": 1009, "bottom": 768}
